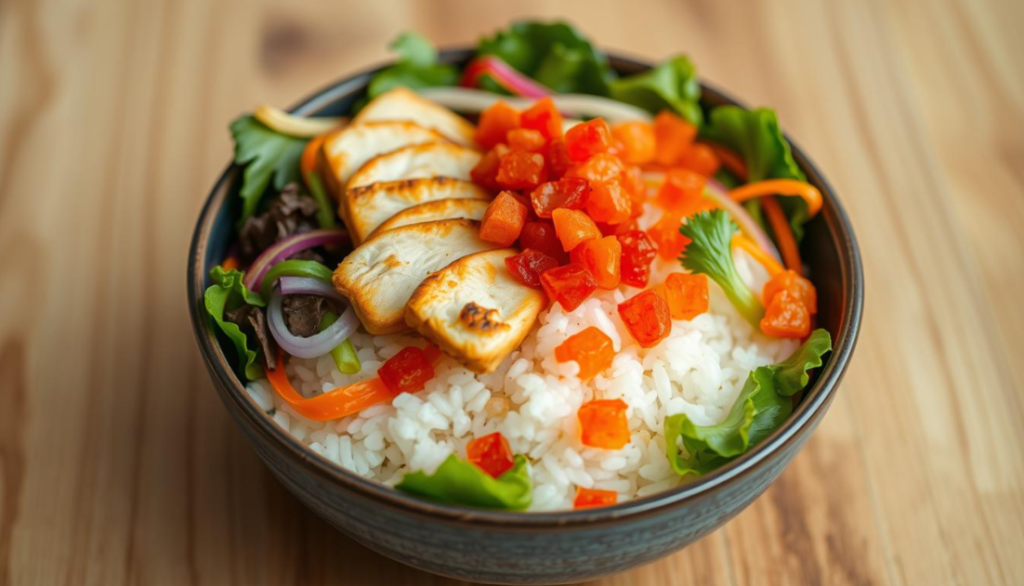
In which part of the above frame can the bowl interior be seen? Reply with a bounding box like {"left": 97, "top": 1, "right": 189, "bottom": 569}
{"left": 188, "top": 50, "right": 863, "bottom": 524}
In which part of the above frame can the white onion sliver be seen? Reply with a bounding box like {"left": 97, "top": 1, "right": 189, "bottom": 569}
{"left": 704, "top": 180, "right": 782, "bottom": 263}
{"left": 279, "top": 276, "right": 347, "bottom": 305}
{"left": 418, "top": 87, "right": 652, "bottom": 122}
{"left": 267, "top": 290, "right": 359, "bottom": 359}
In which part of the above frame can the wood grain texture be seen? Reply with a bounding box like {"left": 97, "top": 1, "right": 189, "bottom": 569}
{"left": 1, "top": 0, "right": 1022, "bottom": 584}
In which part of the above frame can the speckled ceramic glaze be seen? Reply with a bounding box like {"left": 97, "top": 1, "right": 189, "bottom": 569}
{"left": 188, "top": 50, "right": 864, "bottom": 585}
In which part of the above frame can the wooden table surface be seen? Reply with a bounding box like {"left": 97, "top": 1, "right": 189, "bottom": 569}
{"left": 2, "top": 0, "right": 1023, "bottom": 584}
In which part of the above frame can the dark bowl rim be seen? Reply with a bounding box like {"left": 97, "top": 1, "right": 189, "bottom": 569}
{"left": 187, "top": 49, "right": 864, "bottom": 528}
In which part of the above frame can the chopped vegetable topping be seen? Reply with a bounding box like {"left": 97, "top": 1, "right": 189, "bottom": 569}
{"left": 530, "top": 177, "right": 591, "bottom": 218}
{"left": 760, "top": 290, "right": 811, "bottom": 339}
{"left": 578, "top": 398, "right": 630, "bottom": 449}
{"left": 519, "top": 220, "right": 569, "bottom": 262}
{"left": 611, "top": 121, "right": 656, "bottom": 164}
{"left": 618, "top": 289, "right": 671, "bottom": 348}
{"left": 397, "top": 453, "right": 532, "bottom": 510}
{"left": 652, "top": 110, "right": 697, "bottom": 166}
{"left": 659, "top": 273, "right": 709, "bottom": 320}
{"left": 570, "top": 236, "right": 621, "bottom": 289}
{"left": 378, "top": 346, "right": 436, "bottom": 394}
{"left": 678, "top": 143, "right": 721, "bottom": 176}
{"left": 476, "top": 100, "right": 522, "bottom": 149}
{"left": 505, "top": 249, "right": 560, "bottom": 289}
{"left": 648, "top": 212, "right": 690, "bottom": 261}
{"left": 466, "top": 432, "right": 515, "bottom": 478}
{"left": 555, "top": 327, "right": 615, "bottom": 381}
{"left": 574, "top": 486, "right": 618, "bottom": 509}
{"left": 657, "top": 169, "right": 706, "bottom": 212}
{"left": 497, "top": 150, "right": 548, "bottom": 190}
{"left": 616, "top": 230, "right": 657, "bottom": 288}
{"left": 567, "top": 152, "right": 623, "bottom": 183}
{"left": 552, "top": 208, "right": 601, "bottom": 252}
{"left": 471, "top": 143, "right": 511, "bottom": 191}
{"left": 544, "top": 138, "right": 573, "bottom": 179}
{"left": 520, "top": 96, "right": 564, "bottom": 140}
{"left": 565, "top": 118, "right": 612, "bottom": 161}
{"left": 507, "top": 128, "right": 547, "bottom": 152}
{"left": 586, "top": 179, "right": 632, "bottom": 224}
{"left": 763, "top": 270, "right": 817, "bottom": 315}
{"left": 480, "top": 191, "right": 529, "bottom": 246}
{"left": 540, "top": 264, "right": 597, "bottom": 312}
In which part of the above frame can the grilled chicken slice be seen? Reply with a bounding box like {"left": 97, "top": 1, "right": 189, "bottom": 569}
{"left": 406, "top": 249, "right": 545, "bottom": 374}
{"left": 353, "top": 87, "right": 477, "bottom": 147}
{"left": 317, "top": 121, "right": 445, "bottom": 209}
{"left": 332, "top": 220, "right": 498, "bottom": 335}
{"left": 346, "top": 142, "right": 481, "bottom": 191}
{"left": 345, "top": 178, "right": 490, "bottom": 244}
{"left": 371, "top": 198, "right": 490, "bottom": 238}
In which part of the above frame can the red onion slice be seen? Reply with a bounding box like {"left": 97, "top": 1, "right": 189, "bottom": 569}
{"left": 460, "top": 56, "right": 552, "bottom": 98}
{"left": 242, "top": 228, "right": 348, "bottom": 292}
{"left": 267, "top": 289, "right": 359, "bottom": 359}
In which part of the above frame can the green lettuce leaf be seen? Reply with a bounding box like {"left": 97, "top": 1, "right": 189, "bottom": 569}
{"left": 665, "top": 329, "right": 831, "bottom": 476}
{"left": 609, "top": 55, "right": 702, "bottom": 125}
{"left": 702, "top": 106, "right": 809, "bottom": 239}
{"left": 397, "top": 454, "right": 532, "bottom": 510}
{"left": 365, "top": 32, "right": 460, "bottom": 100}
{"left": 477, "top": 21, "right": 614, "bottom": 95}
{"left": 230, "top": 116, "right": 308, "bottom": 224}
{"left": 204, "top": 267, "right": 266, "bottom": 380}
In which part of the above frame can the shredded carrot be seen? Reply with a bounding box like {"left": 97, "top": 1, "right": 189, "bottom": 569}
{"left": 733, "top": 234, "right": 784, "bottom": 277}
{"left": 300, "top": 134, "right": 327, "bottom": 177}
{"left": 266, "top": 350, "right": 393, "bottom": 421}
{"left": 762, "top": 196, "right": 803, "bottom": 275}
{"left": 220, "top": 257, "right": 240, "bottom": 271}
{"left": 704, "top": 143, "right": 748, "bottom": 181}
{"left": 728, "top": 179, "right": 822, "bottom": 217}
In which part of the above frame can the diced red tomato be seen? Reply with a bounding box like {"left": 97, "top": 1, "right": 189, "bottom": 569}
{"left": 648, "top": 213, "right": 691, "bottom": 261}
{"left": 612, "top": 121, "right": 656, "bottom": 164}
{"left": 760, "top": 289, "right": 811, "bottom": 338}
{"left": 519, "top": 220, "right": 568, "bottom": 263}
{"left": 653, "top": 111, "right": 697, "bottom": 166}
{"left": 657, "top": 168, "right": 706, "bottom": 211}
{"left": 496, "top": 150, "right": 547, "bottom": 190}
{"left": 574, "top": 486, "right": 618, "bottom": 509}
{"left": 555, "top": 326, "right": 615, "bottom": 381}
{"left": 763, "top": 270, "right": 818, "bottom": 315}
{"left": 480, "top": 191, "right": 528, "bottom": 246}
{"left": 507, "top": 128, "right": 547, "bottom": 152}
{"left": 505, "top": 249, "right": 560, "bottom": 289}
{"left": 618, "top": 290, "right": 672, "bottom": 348}
{"left": 660, "top": 273, "right": 709, "bottom": 320}
{"left": 597, "top": 219, "right": 638, "bottom": 237}
{"left": 586, "top": 178, "right": 632, "bottom": 225}
{"left": 565, "top": 118, "right": 612, "bottom": 161}
{"left": 616, "top": 230, "right": 657, "bottom": 288}
{"left": 552, "top": 208, "right": 601, "bottom": 252}
{"left": 570, "top": 236, "right": 621, "bottom": 289}
{"left": 567, "top": 153, "right": 624, "bottom": 183}
{"left": 378, "top": 346, "right": 435, "bottom": 394}
{"left": 530, "top": 177, "right": 591, "bottom": 218}
{"left": 578, "top": 399, "right": 630, "bottom": 449}
{"left": 466, "top": 432, "right": 514, "bottom": 478}
{"left": 620, "top": 164, "right": 647, "bottom": 219}
{"left": 678, "top": 143, "right": 721, "bottom": 177}
{"left": 476, "top": 101, "right": 521, "bottom": 150}
{"left": 545, "top": 138, "right": 573, "bottom": 179}
{"left": 521, "top": 96, "right": 564, "bottom": 140}
{"left": 471, "top": 143, "right": 510, "bottom": 191}
{"left": 540, "top": 264, "right": 597, "bottom": 311}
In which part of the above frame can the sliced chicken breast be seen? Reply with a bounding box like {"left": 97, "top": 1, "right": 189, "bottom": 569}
{"left": 406, "top": 249, "right": 545, "bottom": 374}
{"left": 345, "top": 178, "right": 490, "bottom": 244}
{"left": 332, "top": 220, "right": 498, "bottom": 335}
{"left": 318, "top": 121, "right": 445, "bottom": 206}
{"left": 346, "top": 142, "right": 481, "bottom": 191}
{"left": 353, "top": 87, "right": 477, "bottom": 147}
{"left": 371, "top": 198, "right": 490, "bottom": 238}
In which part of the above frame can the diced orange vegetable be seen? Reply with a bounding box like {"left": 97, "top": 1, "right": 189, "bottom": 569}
{"left": 545, "top": 138, "right": 573, "bottom": 179}
{"left": 565, "top": 118, "right": 612, "bottom": 162}
{"left": 647, "top": 213, "right": 690, "bottom": 261}
{"left": 653, "top": 111, "right": 697, "bottom": 166}
{"left": 480, "top": 191, "right": 528, "bottom": 246}
{"left": 567, "top": 153, "right": 624, "bottom": 183}
{"left": 520, "top": 220, "right": 569, "bottom": 263}
{"left": 466, "top": 432, "right": 515, "bottom": 478}
{"left": 301, "top": 134, "right": 326, "bottom": 176}
{"left": 661, "top": 273, "right": 709, "bottom": 320}
{"left": 540, "top": 264, "right": 597, "bottom": 311}
{"left": 221, "top": 257, "right": 240, "bottom": 271}
{"left": 760, "top": 290, "right": 811, "bottom": 338}
{"left": 471, "top": 143, "right": 510, "bottom": 191}
{"left": 618, "top": 290, "right": 672, "bottom": 348}
{"left": 617, "top": 230, "right": 657, "bottom": 288}
{"left": 612, "top": 121, "right": 656, "bottom": 164}
{"left": 554, "top": 326, "right": 615, "bottom": 381}
{"left": 521, "top": 96, "right": 563, "bottom": 140}
{"left": 497, "top": 150, "right": 547, "bottom": 190}
{"left": 507, "top": 128, "right": 547, "bottom": 152}
{"left": 574, "top": 486, "right": 618, "bottom": 509}
{"left": 578, "top": 399, "right": 630, "bottom": 449}
{"left": 620, "top": 164, "right": 647, "bottom": 218}
{"left": 476, "top": 101, "right": 521, "bottom": 149}
{"left": 678, "top": 143, "right": 721, "bottom": 176}
{"left": 552, "top": 208, "right": 601, "bottom": 252}
{"left": 586, "top": 179, "right": 632, "bottom": 225}
{"left": 763, "top": 270, "right": 817, "bottom": 314}
{"left": 570, "top": 236, "right": 621, "bottom": 289}
{"left": 657, "top": 168, "right": 706, "bottom": 211}
{"left": 530, "top": 177, "right": 591, "bottom": 218}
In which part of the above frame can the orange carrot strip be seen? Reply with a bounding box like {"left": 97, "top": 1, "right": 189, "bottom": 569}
{"left": 266, "top": 351, "right": 392, "bottom": 422}
{"left": 762, "top": 196, "right": 803, "bottom": 275}
{"left": 221, "top": 257, "right": 240, "bottom": 271}
{"left": 300, "top": 134, "right": 327, "bottom": 177}
{"left": 704, "top": 143, "right": 748, "bottom": 181}
{"left": 733, "top": 234, "right": 785, "bottom": 277}
{"left": 728, "top": 179, "right": 822, "bottom": 217}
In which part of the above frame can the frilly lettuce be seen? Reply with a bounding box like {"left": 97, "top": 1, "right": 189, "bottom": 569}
{"left": 397, "top": 454, "right": 532, "bottom": 510}
{"left": 204, "top": 267, "right": 267, "bottom": 380}
{"left": 230, "top": 116, "right": 308, "bottom": 224}
{"left": 609, "top": 55, "right": 702, "bottom": 125}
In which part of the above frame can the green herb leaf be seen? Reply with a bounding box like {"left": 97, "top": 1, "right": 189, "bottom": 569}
{"left": 230, "top": 116, "right": 308, "bottom": 224}
{"left": 666, "top": 329, "right": 832, "bottom": 476}
{"left": 391, "top": 32, "right": 437, "bottom": 68}
{"left": 702, "top": 106, "right": 809, "bottom": 239}
{"left": 609, "top": 55, "right": 702, "bottom": 125}
{"left": 363, "top": 33, "right": 460, "bottom": 101}
{"left": 397, "top": 454, "right": 532, "bottom": 510}
{"left": 679, "top": 210, "right": 764, "bottom": 327}
{"left": 204, "top": 267, "right": 267, "bottom": 380}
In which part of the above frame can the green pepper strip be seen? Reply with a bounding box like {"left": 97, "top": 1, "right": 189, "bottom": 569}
{"left": 304, "top": 170, "right": 337, "bottom": 229}
{"left": 260, "top": 259, "right": 333, "bottom": 299}
{"left": 319, "top": 311, "right": 362, "bottom": 374}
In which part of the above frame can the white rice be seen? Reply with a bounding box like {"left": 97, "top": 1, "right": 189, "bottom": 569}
{"left": 245, "top": 215, "right": 798, "bottom": 511}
